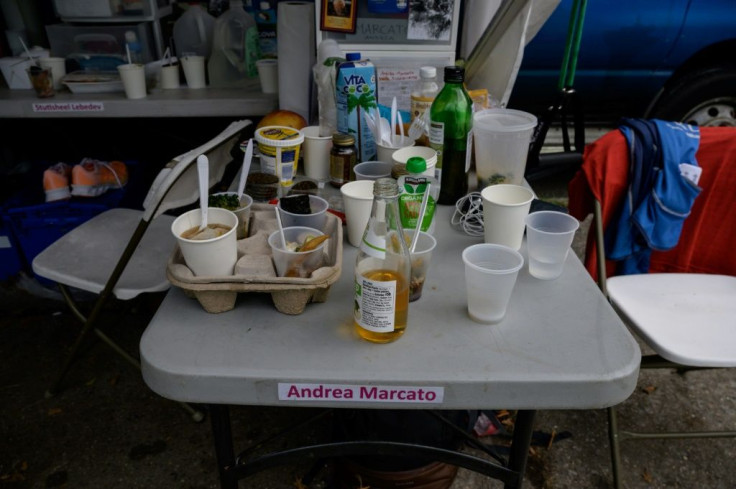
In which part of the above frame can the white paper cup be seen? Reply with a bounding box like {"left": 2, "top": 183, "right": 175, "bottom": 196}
{"left": 525, "top": 210, "right": 580, "bottom": 280}
{"left": 160, "top": 63, "right": 180, "bottom": 89}
{"left": 171, "top": 207, "right": 238, "bottom": 276}
{"left": 481, "top": 184, "right": 535, "bottom": 250}
{"left": 117, "top": 63, "right": 147, "bottom": 99}
{"left": 267, "top": 226, "right": 326, "bottom": 277}
{"left": 256, "top": 58, "right": 278, "bottom": 94}
{"left": 278, "top": 194, "right": 329, "bottom": 229}
{"left": 354, "top": 161, "right": 393, "bottom": 181}
{"left": 462, "top": 243, "right": 524, "bottom": 324}
{"left": 473, "top": 108, "right": 537, "bottom": 188}
{"left": 210, "top": 192, "right": 253, "bottom": 239}
{"left": 391, "top": 145, "right": 437, "bottom": 177}
{"left": 376, "top": 135, "right": 415, "bottom": 164}
{"left": 38, "top": 57, "right": 66, "bottom": 90}
{"left": 301, "top": 126, "right": 332, "bottom": 181}
{"left": 181, "top": 55, "right": 206, "bottom": 88}
{"left": 340, "top": 180, "right": 375, "bottom": 247}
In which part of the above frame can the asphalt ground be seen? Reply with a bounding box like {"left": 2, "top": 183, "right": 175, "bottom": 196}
{"left": 1, "top": 169, "right": 735, "bottom": 489}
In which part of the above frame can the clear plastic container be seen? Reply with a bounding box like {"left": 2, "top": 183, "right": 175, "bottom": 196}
{"left": 173, "top": 3, "right": 215, "bottom": 58}
{"left": 207, "top": 0, "right": 260, "bottom": 87}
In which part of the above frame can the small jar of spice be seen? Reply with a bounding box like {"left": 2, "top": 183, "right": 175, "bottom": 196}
{"left": 329, "top": 132, "right": 357, "bottom": 188}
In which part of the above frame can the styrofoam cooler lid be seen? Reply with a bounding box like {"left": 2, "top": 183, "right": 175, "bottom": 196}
{"left": 473, "top": 108, "right": 537, "bottom": 132}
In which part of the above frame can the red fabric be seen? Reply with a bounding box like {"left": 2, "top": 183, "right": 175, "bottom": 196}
{"left": 568, "top": 126, "right": 736, "bottom": 282}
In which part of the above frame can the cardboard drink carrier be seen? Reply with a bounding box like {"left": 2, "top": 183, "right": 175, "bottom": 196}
{"left": 167, "top": 203, "right": 342, "bottom": 314}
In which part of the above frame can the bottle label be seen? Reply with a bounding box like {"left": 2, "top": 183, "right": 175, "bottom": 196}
{"left": 245, "top": 25, "right": 260, "bottom": 77}
{"left": 410, "top": 95, "right": 433, "bottom": 122}
{"left": 354, "top": 275, "right": 397, "bottom": 332}
{"left": 359, "top": 227, "right": 386, "bottom": 260}
{"left": 399, "top": 177, "right": 436, "bottom": 231}
{"left": 429, "top": 120, "right": 444, "bottom": 182}
{"left": 466, "top": 129, "right": 473, "bottom": 173}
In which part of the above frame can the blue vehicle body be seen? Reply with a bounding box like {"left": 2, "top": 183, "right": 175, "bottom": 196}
{"left": 508, "top": 0, "right": 736, "bottom": 126}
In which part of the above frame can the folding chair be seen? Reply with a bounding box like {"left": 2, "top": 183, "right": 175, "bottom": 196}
{"left": 32, "top": 119, "right": 252, "bottom": 422}
{"left": 570, "top": 124, "right": 736, "bottom": 489}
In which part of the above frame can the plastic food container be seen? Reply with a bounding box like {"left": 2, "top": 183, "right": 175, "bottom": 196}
{"left": 254, "top": 126, "right": 305, "bottom": 188}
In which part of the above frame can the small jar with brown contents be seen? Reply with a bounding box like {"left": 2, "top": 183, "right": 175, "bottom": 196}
{"left": 329, "top": 132, "right": 357, "bottom": 188}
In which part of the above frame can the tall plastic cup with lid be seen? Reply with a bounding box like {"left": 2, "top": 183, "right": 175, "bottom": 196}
{"left": 254, "top": 126, "right": 305, "bottom": 189}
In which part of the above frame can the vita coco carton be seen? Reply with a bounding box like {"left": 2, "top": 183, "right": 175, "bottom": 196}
{"left": 336, "top": 55, "right": 377, "bottom": 162}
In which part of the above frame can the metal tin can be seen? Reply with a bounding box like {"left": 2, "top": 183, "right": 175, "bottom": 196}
{"left": 329, "top": 132, "right": 357, "bottom": 188}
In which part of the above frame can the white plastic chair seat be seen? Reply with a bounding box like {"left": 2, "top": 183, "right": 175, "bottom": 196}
{"left": 32, "top": 208, "right": 176, "bottom": 300}
{"left": 607, "top": 273, "right": 736, "bottom": 368}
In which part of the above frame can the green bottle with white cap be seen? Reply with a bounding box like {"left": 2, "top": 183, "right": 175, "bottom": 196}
{"left": 398, "top": 156, "right": 439, "bottom": 234}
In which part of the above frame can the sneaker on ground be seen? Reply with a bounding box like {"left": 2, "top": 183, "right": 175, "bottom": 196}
{"left": 43, "top": 162, "right": 72, "bottom": 202}
{"left": 71, "top": 158, "right": 128, "bottom": 197}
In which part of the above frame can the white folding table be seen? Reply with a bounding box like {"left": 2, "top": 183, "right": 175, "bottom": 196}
{"left": 140, "top": 206, "right": 640, "bottom": 488}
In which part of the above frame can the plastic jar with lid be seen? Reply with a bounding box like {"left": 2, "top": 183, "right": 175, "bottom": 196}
{"left": 329, "top": 132, "right": 357, "bottom": 188}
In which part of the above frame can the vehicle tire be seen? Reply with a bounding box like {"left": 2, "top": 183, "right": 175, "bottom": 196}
{"left": 648, "top": 64, "right": 736, "bottom": 127}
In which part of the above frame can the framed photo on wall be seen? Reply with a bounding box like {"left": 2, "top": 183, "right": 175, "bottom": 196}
{"left": 320, "top": 0, "right": 357, "bottom": 33}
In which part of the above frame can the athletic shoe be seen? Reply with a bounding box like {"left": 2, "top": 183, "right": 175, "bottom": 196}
{"left": 71, "top": 158, "right": 128, "bottom": 197}
{"left": 43, "top": 162, "right": 72, "bottom": 202}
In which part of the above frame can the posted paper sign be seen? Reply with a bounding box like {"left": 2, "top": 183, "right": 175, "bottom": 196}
{"left": 278, "top": 383, "right": 444, "bottom": 404}
{"left": 32, "top": 102, "right": 104, "bottom": 113}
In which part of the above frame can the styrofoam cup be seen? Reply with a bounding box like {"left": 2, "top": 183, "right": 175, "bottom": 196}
{"left": 525, "top": 210, "right": 580, "bottom": 280}
{"left": 160, "top": 63, "right": 180, "bottom": 89}
{"left": 117, "top": 63, "right": 147, "bottom": 99}
{"left": 171, "top": 207, "right": 239, "bottom": 276}
{"left": 38, "top": 57, "right": 66, "bottom": 90}
{"left": 340, "top": 180, "right": 375, "bottom": 247}
{"left": 267, "top": 226, "right": 326, "bottom": 277}
{"left": 391, "top": 145, "right": 437, "bottom": 177}
{"left": 473, "top": 108, "right": 537, "bottom": 188}
{"left": 481, "top": 184, "right": 535, "bottom": 250}
{"left": 256, "top": 58, "right": 278, "bottom": 94}
{"left": 301, "top": 126, "right": 332, "bottom": 181}
{"left": 278, "top": 194, "right": 329, "bottom": 230}
{"left": 376, "top": 135, "right": 415, "bottom": 164}
{"left": 181, "top": 55, "right": 206, "bottom": 88}
{"left": 462, "top": 243, "right": 524, "bottom": 324}
{"left": 210, "top": 192, "right": 253, "bottom": 239}
{"left": 354, "top": 161, "right": 393, "bottom": 181}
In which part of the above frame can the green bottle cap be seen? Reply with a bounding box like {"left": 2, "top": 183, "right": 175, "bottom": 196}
{"left": 406, "top": 156, "right": 427, "bottom": 174}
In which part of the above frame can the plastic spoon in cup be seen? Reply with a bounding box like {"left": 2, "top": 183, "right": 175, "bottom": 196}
{"left": 397, "top": 111, "right": 405, "bottom": 139}
{"left": 410, "top": 183, "right": 431, "bottom": 253}
{"left": 196, "top": 154, "right": 209, "bottom": 232}
{"left": 236, "top": 138, "right": 253, "bottom": 200}
{"left": 275, "top": 207, "right": 287, "bottom": 249}
{"left": 390, "top": 96, "right": 397, "bottom": 140}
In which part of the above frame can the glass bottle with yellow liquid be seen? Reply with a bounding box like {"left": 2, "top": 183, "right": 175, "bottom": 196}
{"left": 353, "top": 178, "right": 411, "bottom": 343}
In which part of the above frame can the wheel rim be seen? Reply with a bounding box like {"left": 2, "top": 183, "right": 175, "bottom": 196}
{"left": 681, "top": 98, "right": 736, "bottom": 127}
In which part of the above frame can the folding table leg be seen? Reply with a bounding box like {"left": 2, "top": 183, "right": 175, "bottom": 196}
{"left": 210, "top": 404, "right": 239, "bottom": 489}
{"left": 505, "top": 409, "right": 536, "bottom": 489}
{"left": 608, "top": 406, "right": 623, "bottom": 489}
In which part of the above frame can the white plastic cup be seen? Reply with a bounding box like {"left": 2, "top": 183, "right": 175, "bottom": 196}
{"left": 278, "top": 194, "right": 329, "bottom": 229}
{"left": 354, "top": 161, "right": 393, "bottom": 181}
{"left": 160, "top": 63, "right": 180, "bottom": 89}
{"left": 376, "top": 135, "right": 415, "bottom": 164}
{"left": 404, "top": 230, "right": 437, "bottom": 302}
{"left": 171, "top": 207, "right": 239, "bottom": 276}
{"left": 38, "top": 57, "right": 66, "bottom": 90}
{"left": 256, "top": 58, "right": 278, "bottom": 94}
{"left": 267, "top": 226, "right": 326, "bottom": 277}
{"left": 481, "top": 184, "right": 535, "bottom": 250}
{"left": 181, "top": 55, "right": 206, "bottom": 88}
{"left": 301, "top": 126, "right": 332, "bottom": 181}
{"left": 462, "top": 243, "right": 524, "bottom": 324}
{"left": 391, "top": 145, "right": 437, "bottom": 177}
{"left": 210, "top": 192, "right": 253, "bottom": 239}
{"left": 117, "top": 63, "right": 147, "bottom": 99}
{"left": 473, "top": 108, "right": 537, "bottom": 188}
{"left": 340, "top": 180, "right": 375, "bottom": 247}
{"left": 525, "top": 211, "right": 580, "bottom": 280}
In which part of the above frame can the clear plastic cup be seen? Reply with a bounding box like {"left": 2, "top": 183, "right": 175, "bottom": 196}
{"left": 267, "top": 226, "right": 326, "bottom": 277}
{"left": 525, "top": 211, "right": 580, "bottom": 280}
{"left": 277, "top": 194, "right": 328, "bottom": 230}
{"left": 210, "top": 192, "right": 253, "bottom": 239}
{"left": 462, "top": 243, "right": 524, "bottom": 324}
{"left": 403, "top": 230, "right": 437, "bottom": 301}
{"left": 354, "top": 161, "right": 393, "bottom": 181}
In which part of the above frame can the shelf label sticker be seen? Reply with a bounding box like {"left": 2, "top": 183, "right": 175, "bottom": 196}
{"left": 278, "top": 383, "right": 444, "bottom": 404}
{"left": 32, "top": 102, "right": 105, "bottom": 113}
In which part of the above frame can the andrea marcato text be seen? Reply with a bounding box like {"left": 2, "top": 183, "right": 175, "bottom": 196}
{"left": 278, "top": 383, "right": 444, "bottom": 403}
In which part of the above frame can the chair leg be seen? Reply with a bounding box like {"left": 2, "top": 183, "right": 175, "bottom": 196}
{"left": 45, "top": 314, "right": 99, "bottom": 398}
{"left": 607, "top": 406, "right": 623, "bottom": 489}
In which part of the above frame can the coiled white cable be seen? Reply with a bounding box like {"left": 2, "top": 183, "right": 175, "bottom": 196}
{"left": 451, "top": 192, "right": 485, "bottom": 236}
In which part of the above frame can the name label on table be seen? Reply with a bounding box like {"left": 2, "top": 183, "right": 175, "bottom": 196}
{"left": 278, "top": 383, "right": 444, "bottom": 404}
{"left": 32, "top": 102, "right": 104, "bottom": 113}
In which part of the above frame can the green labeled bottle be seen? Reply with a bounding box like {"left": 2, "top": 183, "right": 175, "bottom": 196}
{"left": 429, "top": 66, "right": 473, "bottom": 205}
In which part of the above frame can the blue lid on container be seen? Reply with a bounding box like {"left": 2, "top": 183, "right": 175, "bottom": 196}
{"left": 346, "top": 53, "right": 361, "bottom": 61}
